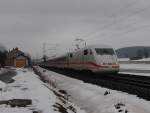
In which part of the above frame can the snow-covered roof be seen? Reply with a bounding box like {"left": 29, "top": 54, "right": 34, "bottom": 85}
{"left": 87, "top": 44, "right": 113, "bottom": 49}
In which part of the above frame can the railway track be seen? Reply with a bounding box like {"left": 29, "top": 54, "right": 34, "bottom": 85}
{"left": 43, "top": 67, "right": 150, "bottom": 100}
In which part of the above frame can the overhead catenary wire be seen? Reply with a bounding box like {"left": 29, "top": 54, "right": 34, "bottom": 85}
{"left": 78, "top": 1, "right": 150, "bottom": 41}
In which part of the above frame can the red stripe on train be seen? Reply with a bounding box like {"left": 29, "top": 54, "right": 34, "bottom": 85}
{"left": 50, "top": 61, "right": 119, "bottom": 68}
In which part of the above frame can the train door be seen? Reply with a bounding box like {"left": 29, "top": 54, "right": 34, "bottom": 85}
{"left": 68, "top": 53, "right": 73, "bottom": 69}
{"left": 78, "top": 50, "right": 84, "bottom": 70}
{"left": 83, "top": 49, "right": 89, "bottom": 70}
{"left": 66, "top": 53, "right": 70, "bottom": 68}
{"left": 83, "top": 49, "right": 95, "bottom": 70}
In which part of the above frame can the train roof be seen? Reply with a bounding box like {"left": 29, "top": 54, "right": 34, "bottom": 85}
{"left": 46, "top": 45, "right": 114, "bottom": 60}
{"left": 86, "top": 45, "right": 113, "bottom": 49}
{"left": 68, "top": 44, "right": 114, "bottom": 54}
{"left": 73, "top": 45, "right": 113, "bottom": 51}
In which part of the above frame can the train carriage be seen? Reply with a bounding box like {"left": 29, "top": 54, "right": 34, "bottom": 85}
{"left": 42, "top": 45, "right": 119, "bottom": 73}
{"left": 68, "top": 45, "right": 119, "bottom": 73}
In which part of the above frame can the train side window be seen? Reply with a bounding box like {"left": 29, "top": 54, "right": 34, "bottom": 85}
{"left": 84, "top": 49, "right": 88, "bottom": 55}
{"left": 70, "top": 53, "right": 73, "bottom": 58}
{"left": 90, "top": 49, "right": 93, "bottom": 55}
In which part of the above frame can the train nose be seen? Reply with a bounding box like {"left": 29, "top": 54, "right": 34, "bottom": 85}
{"left": 96, "top": 55, "right": 119, "bottom": 72}
{"left": 98, "top": 55, "right": 117, "bottom": 64}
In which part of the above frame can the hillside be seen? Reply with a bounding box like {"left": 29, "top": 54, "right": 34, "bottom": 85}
{"left": 116, "top": 46, "right": 150, "bottom": 59}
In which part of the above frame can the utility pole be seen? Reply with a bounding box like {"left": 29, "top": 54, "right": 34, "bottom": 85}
{"left": 42, "top": 43, "right": 46, "bottom": 62}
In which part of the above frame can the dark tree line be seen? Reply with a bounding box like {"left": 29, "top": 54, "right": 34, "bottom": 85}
{"left": 0, "top": 51, "right": 7, "bottom": 67}
{"left": 136, "top": 48, "right": 149, "bottom": 59}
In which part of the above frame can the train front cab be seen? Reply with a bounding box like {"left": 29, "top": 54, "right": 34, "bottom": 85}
{"left": 91, "top": 47, "right": 119, "bottom": 73}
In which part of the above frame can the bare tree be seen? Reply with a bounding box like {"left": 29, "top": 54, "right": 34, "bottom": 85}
{"left": 0, "top": 51, "right": 7, "bottom": 67}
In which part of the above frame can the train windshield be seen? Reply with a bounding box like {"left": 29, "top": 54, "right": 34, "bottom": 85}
{"left": 95, "top": 48, "right": 115, "bottom": 55}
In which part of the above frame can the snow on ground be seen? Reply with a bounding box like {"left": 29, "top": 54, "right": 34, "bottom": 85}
{"left": 0, "top": 68, "right": 86, "bottom": 113}
{"left": 118, "top": 58, "right": 150, "bottom": 62}
{"left": 120, "top": 63, "right": 150, "bottom": 71}
{"left": 36, "top": 66, "right": 150, "bottom": 113}
{"left": 133, "top": 58, "right": 150, "bottom": 61}
{"left": 119, "top": 61, "right": 150, "bottom": 76}
{"left": 119, "top": 72, "right": 150, "bottom": 76}
{"left": 0, "top": 80, "right": 6, "bottom": 90}
{"left": 0, "top": 68, "right": 8, "bottom": 74}
{"left": 118, "top": 58, "right": 130, "bottom": 61}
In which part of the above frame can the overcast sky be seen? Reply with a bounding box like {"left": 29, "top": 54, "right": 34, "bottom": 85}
{"left": 0, "top": 0, "right": 150, "bottom": 58}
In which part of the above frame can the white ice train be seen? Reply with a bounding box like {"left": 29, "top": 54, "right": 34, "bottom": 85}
{"left": 43, "top": 45, "right": 120, "bottom": 73}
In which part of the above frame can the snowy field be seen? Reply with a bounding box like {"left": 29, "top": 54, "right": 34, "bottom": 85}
{"left": 118, "top": 58, "right": 150, "bottom": 62}
{"left": 120, "top": 63, "right": 150, "bottom": 71}
{"left": 119, "top": 63, "right": 150, "bottom": 76}
{"left": 36, "top": 66, "right": 150, "bottom": 113}
{"left": 1, "top": 67, "right": 150, "bottom": 113}
{"left": 0, "top": 68, "right": 86, "bottom": 113}
{"left": 0, "top": 68, "right": 8, "bottom": 75}
{"left": 119, "top": 58, "right": 150, "bottom": 76}
{"left": 119, "top": 72, "right": 150, "bottom": 76}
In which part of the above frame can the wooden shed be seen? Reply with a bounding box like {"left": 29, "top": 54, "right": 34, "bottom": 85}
{"left": 15, "top": 54, "right": 29, "bottom": 68}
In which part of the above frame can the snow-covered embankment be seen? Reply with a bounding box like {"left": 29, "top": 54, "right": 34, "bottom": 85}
{"left": 35, "top": 66, "right": 150, "bottom": 113}
{"left": 0, "top": 68, "right": 85, "bottom": 113}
